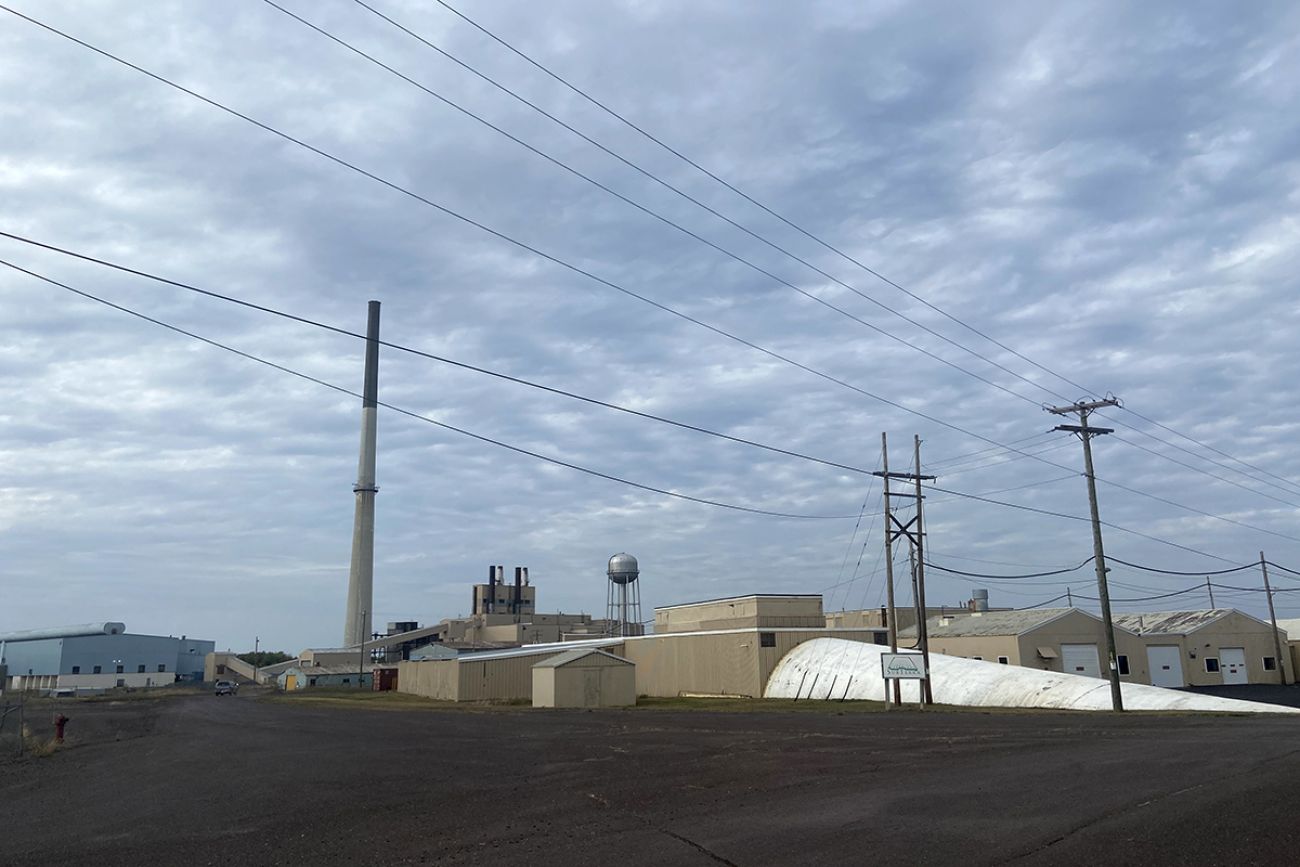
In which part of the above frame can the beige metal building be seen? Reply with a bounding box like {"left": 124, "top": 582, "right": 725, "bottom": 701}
{"left": 654, "top": 594, "right": 826, "bottom": 633}
{"left": 899, "top": 608, "right": 1153, "bottom": 682}
{"left": 900, "top": 607, "right": 1292, "bottom": 687}
{"left": 398, "top": 626, "right": 886, "bottom": 702}
{"left": 532, "top": 649, "right": 635, "bottom": 708}
{"left": 1111, "top": 610, "right": 1292, "bottom": 687}
{"left": 1276, "top": 618, "right": 1300, "bottom": 678}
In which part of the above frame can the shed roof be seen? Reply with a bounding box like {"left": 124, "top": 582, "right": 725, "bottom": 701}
{"left": 1276, "top": 618, "right": 1300, "bottom": 640}
{"left": 1111, "top": 609, "right": 1245, "bottom": 635}
{"left": 901, "top": 608, "right": 1091, "bottom": 638}
{"left": 284, "top": 664, "right": 369, "bottom": 676}
{"left": 532, "top": 649, "right": 633, "bottom": 669}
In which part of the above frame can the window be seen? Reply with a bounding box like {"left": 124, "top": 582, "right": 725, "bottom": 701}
{"left": 93, "top": 665, "right": 102, "bottom": 674}
{"left": 1205, "top": 658, "right": 1220, "bottom": 673}
{"left": 309, "top": 678, "right": 318, "bottom": 686}
{"left": 1117, "top": 655, "right": 1130, "bottom": 676}
{"left": 116, "top": 679, "right": 125, "bottom": 687}
{"left": 760, "top": 632, "right": 776, "bottom": 648}
{"left": 115, "top": 665, "right": 124, "bottom": 674}
{"left": 1264, "top": 657, "right": 1278, "bottom": 671}
{"left": 216, "top": 664, "right": 226, "bottom": 674}
{"left": 970, "top": 656, "right": 983, "bottom": 661}
{"left": 997, "top": 656, "right": 1009, "bottom": 665}
{"left": 137, "top": 665, "right": 146, "bottom": 673}
{"left": 873, "top": 632, "right": 888, "bottom": 646}
{"left": 71, "top": 666, "right": 81, "bottom": 674}
{"left": 343, "top": 678, "right": 351, "bottom": 684}
{"left": 158, "top": 664, "right": 166, "bottom": 673}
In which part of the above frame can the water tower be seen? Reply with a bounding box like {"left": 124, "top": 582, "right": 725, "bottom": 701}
{"left": 606, "top": 553, "right": 644, "bottom": 637}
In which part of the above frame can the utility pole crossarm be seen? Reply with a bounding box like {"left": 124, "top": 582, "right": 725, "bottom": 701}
{"left": 1046, "top": 397, "right": 1121, "bottom": 415}
{"left": 1054, "top": 424, "right": 1115, "bottom": 435}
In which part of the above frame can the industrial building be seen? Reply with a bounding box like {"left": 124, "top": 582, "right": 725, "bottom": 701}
{"left": 398, "top": 594, "right": 887, "bottom": 702}
{"left": 825, "top": 590, "right": 1012, "bottom": 632}
{"left": 0, "top": 622, "right": 214, "bottom": 691}
{"left": 656, "top": 594, "right": 825, "bottom": 633}
{"left": 899, "top": 608, "right": 1150, "bottom": 679}
{"left": 898, "top": 607, "right": 1293, "bottom": 687}
{"left": 1111, "top": 610, "right": 1292, "bottom": 687}
{"left": 277, "top": 664, "right": 372, "bottom": 691}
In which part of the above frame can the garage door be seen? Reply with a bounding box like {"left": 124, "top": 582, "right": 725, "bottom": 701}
{"left": 1061, "top": 644, "right": 1101, "bottom": 678}
{"left": 1221, "top": 647, "right": 1248, "bottom": 685}
{"left": 1146, "top": 645, "right": 1184, "bottom": 688}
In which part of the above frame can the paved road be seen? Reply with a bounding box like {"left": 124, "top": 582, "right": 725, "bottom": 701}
{"left": 3, "top": 695, "right": 1299, "bottom": 865}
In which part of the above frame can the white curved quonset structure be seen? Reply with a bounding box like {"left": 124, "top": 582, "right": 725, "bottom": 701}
{"left": 765, "top": 638, "right": 1300, "bottom": 714}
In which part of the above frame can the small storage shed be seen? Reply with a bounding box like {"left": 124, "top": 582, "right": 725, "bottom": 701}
{"left": 532, "top": 649, "right": 635, "bottom": 708}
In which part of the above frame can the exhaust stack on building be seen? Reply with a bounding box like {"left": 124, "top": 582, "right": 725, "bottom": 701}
{"left": 343, "top": 300, "right": 381, "bottom": 647}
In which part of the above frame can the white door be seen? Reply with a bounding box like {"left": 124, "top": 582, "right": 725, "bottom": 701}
{"left": 1221, "top": 647, "right": 1248, "bottom": 684}
{"left": 1061, "top": 644, "right": 1101, "bottom": 678}
{"left": 1146, "top": 645, "right": 1184, "bottom": 688}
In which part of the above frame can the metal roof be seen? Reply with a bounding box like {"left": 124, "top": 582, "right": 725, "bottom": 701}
{"left": 0, "top": 623, "right": 126, "bottom": 642}
{"left": 283, "top": 664, "right": 370, "bottom": 676}
{"left": 900, "top": 608, "right": 1090, "bottom": 638}
{"left": 1111, "top": 609, "right": 1241, "bottom": 635}
{"left": 423, "top": 626, "right": 886, "bottom": 665}
{"left": 532, "top": 649, "right": 632, "bottom": 669}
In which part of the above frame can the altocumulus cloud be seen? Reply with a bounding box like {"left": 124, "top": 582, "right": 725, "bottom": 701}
{"left": 1, "top": 0, "right": 1299, "bottom": 651}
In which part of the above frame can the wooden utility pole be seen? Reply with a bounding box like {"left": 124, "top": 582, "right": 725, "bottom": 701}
{"left": 878, "top": 433, "right": 901, "bottom": 706}
{"left": 1047, "top": 397, "right": 1123, "bottom": 712}
{"left": 1206, "top": 577, "right": 1215, "bottom": 609}
{"left": 912, "top": 435, "right": 935, "bottom": 706}
{"left": 1260, "top": 553, "right": 1287, "bottom": 685}
{"left": 874, "top": 433, "right": 936, "bottom": 707}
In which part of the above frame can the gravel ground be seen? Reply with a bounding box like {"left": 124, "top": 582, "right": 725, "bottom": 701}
{"left": 3, "top": 693, "right": 1300, "bottom": 866}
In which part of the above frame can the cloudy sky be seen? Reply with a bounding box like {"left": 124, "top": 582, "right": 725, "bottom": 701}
{"left": 2, "top": 1, "right": 1299, "bottom": 653}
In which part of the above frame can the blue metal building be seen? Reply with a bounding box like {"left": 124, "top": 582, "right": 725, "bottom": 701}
{"left": 0, "top": 622, "right": 215, "bottom": 692}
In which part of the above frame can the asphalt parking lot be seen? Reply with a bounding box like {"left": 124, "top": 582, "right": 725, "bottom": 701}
{"left": 3, "top": 692, "right": 1299, "bottom": 866}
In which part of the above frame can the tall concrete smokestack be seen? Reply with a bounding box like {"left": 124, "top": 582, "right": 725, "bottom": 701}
{"left": 343, "top": 300, "right": 381, "bottom": 647}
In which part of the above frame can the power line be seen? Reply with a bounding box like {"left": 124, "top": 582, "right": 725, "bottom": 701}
{"left": 928, "top": 484, "right": 1240, "bottom": 564}
{"left": 1104, "top": 557, "right": 1257, "bottom": 576}
{"left": 927, "top": 432, "right": 1057, "bottom": 468}
{"left": 1118, "top": 406, "right": 1300, "bottom": 495}
{"left": 1016, "top": 593, "right": 1072, "bottom": 610}
{"left": 8, "top": 6, "right": 1294, "bottom": 551}
{"left": 0, "top": 231, "right": 885, "bottom": 480}
{"left": 332, "top": 0, "right": 1068, "bottom": 408}
{"left": 427, "top": 0, "right": 1295, "bottom": 502}
{"left": 923, "top": 558, "right": 1094, "bottom": 580}
{"left": 0, "top": 258, "right": 863, "bottom": 521}
{"left": 0, "top": 8, "right": 1069, "bottom": 470}
{"left": 1109, "top": 431, "right": 1300, "bottom": 509}
{"left": 1095, "top": 475, "right": 1300, "bottom": 545}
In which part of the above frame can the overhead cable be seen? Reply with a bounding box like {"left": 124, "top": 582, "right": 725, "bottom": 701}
{"left": 0, "top": 258, "right": 863, "bottom": 521}
{"left": 5, "top": 6, "right": 1293, "bottom": 547}
{"left": 0, "top": 231, "right": 882, "bottom": 479}
{"left": 425, "top": 0, "right": 1298, "bottom": 501}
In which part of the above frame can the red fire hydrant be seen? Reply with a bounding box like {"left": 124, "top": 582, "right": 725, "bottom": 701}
{"left": 54, "top": 713, "right": 69, "bottom": 743}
